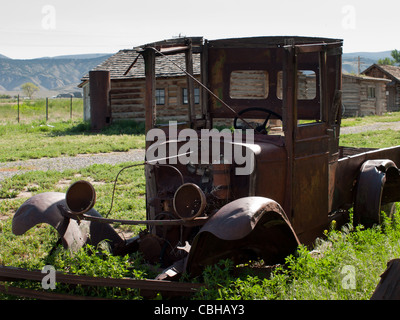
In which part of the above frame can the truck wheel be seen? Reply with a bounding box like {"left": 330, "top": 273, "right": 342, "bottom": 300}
{"left": 354, "top": 160, "right": 400, "bottom": 227}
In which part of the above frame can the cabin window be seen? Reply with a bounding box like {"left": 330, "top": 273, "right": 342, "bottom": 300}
{"left": 182, "top": 88, "right": 200, "bottom": 104}
{"left": 155, "top": 88, "right": 165, "bottom": 105}
{"left": 368, "top": 86, "right": 376, "bottom": 99}
{"left": 277, "top": 70, "right": 317, "bottom": 100}
{"left": 229, "top": 70, "right": 269, "bottom": 99}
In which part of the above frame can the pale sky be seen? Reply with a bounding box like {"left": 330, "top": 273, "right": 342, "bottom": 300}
{"left": 1, "top": 0, "right": 399, "bottom": 59}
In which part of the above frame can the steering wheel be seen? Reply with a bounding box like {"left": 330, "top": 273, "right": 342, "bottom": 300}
{"left": 233, "top": 107, "right": 282, "bottom": 134}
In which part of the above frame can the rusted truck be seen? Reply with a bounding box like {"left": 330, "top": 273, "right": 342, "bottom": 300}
{"left": 11, "top": 36, "right": 400, "bottom": 283}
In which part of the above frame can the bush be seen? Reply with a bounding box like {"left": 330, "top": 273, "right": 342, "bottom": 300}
{"left": 41, "top": 244, "right": 153, "bottom": 299}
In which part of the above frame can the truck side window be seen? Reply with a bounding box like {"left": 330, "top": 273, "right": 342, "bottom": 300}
{"left": 276, "top": 70, "right": 316, "bottom": 100}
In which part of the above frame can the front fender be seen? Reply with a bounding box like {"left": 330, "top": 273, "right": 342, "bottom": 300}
{"left": 185, "top": 196, "right": 300, "bottom": 276}
{"left": 354, "top": 159, "right": 400, "bottom": 227}
{"left": 12, "top": 192, "right": 123, "bottom": 252}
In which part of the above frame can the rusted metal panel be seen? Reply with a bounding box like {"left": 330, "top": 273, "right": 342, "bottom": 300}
{"left": 281, "top": 44, "right": 296, "bottom": 219}
{"left": 371, "top": 259, "right": 400, "bottom": 300}
{"left": 0, "top": 266, "right": 203, "bottom": 299}
{"left": 253, "top": 139, "right": 287, "bottom": 205}
{"left": 12, "top": 192, "right": 124, "bottom": 252}
{"left": 333, "top": 146, "right": 400, "bottom": 211}
{"left": 292, "top": 152, "right": 330, "bottom": 243}
{"left": 353, "top": 159, "right": 400, "bottom": 227}
{"left": 186, "top": 197, "right": 300, "bottom": 276}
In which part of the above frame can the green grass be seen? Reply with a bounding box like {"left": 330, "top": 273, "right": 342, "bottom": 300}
{"left": 340, "top": 129, "right": 400, "bottom": 149}
{"left": 339, "top": 112, "right": 400, "bottom": 149}
{"left": 0, "top": 120, "right": 145, "bottom": 162}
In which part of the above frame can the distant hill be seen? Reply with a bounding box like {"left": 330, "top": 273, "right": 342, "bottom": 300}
{"left": 0, "top": 50, "right": 396, "bottom": 96}
{"left": 37, "top": 53, "right": 114, "bottom": 60}
{"left": 342, "top": 50, "right": 393, "bottom": 74}
{"left": 0, "top": 53, "right": 113, "bottom": 93}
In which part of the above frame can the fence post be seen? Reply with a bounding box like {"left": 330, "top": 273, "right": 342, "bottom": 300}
{"left": 46, "top": 97, "right": 49, "bottom": 122}
{"left": 17, "top": 94, "right": 20, "bottom": 123}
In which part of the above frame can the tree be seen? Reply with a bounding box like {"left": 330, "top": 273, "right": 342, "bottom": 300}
{"left": 377, "top": 57, "right": 395, "bottom": 65}
{"left": 21, "top": 82, "right": 39, "bottom": 99}
{"left": 377, "top": 49, "right": 400, "bottom": 65}
{"left": 391, "top": 49, "right": 400, "bottom": 63}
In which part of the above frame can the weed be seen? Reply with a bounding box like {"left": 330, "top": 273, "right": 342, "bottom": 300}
{"left": 193, "top": 210, "right": 400, "bottom": 300}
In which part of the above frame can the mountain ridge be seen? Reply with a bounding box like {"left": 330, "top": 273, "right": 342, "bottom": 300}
{"left": 342, "top": 50, "right": 394, "bottom": 74}
{"left": 0, "top": 50, "right": 396, "bottom": 95}
{"left": 0, "top": 53, "right": 113, "bottom": 92}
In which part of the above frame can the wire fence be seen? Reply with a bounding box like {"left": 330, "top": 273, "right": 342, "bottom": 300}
{"left": 0, "top": 96, "right": 84, "bottom": 124}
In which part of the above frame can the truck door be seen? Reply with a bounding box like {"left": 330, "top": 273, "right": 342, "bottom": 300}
{"left": 283, "top": 42, "right": 342, "bottom": 244}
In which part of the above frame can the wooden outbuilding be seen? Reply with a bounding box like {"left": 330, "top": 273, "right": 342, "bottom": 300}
{"left": 362, "top": 64, "right": 400, "bottom": 112}
{"left": 342, "top": 73, "right": 390, "bottom": 117}
{"left": 79, "top": 46, "right": 202, "bottom": 124}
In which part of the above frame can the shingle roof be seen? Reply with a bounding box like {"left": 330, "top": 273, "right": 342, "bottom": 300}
{"left": 377, "top": 64, "right": 400, "bottom": 82}
{"left": 362, "top": 64, "right": 400, "bottom": 83}
{"left": 80, "top": 48, "right": 201, "bottom": 83}
{"left": 343, "top": 73, "right": 391, "bottom": 82}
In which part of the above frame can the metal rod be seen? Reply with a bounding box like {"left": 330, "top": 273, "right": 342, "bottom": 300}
{"left": 80, "top": 213, "right": 207, "bottom": 226}
{"left": 0, "top": 265, "right": 203, "bottom": 298}
{"left": 59, "top": 204, "right": 207, "bottom": 227}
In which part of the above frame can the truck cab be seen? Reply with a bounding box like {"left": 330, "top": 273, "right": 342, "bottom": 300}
{"left": 141, "top": 36, "right": 343, "bottom": 250}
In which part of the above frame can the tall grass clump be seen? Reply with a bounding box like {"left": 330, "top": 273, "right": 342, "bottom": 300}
{"left": 196, "top": 209, "right": 400, "bottom": 300}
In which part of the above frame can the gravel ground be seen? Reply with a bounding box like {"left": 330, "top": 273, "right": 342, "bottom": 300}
{"left": 1, "top": 121, "right": 399, "bottom": 182}
{"left": 340, "top": 121, "right": 400, "bottom": 134}
{"left": 0, "top": 149, "right": 146, "bottom": 181}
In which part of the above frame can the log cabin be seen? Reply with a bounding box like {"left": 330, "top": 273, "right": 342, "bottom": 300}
{"left": 362, "top": 64, "right": 400, "bottom": 112}
{"left": 342, "top": 73, "right": 390, "bottom": 117}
